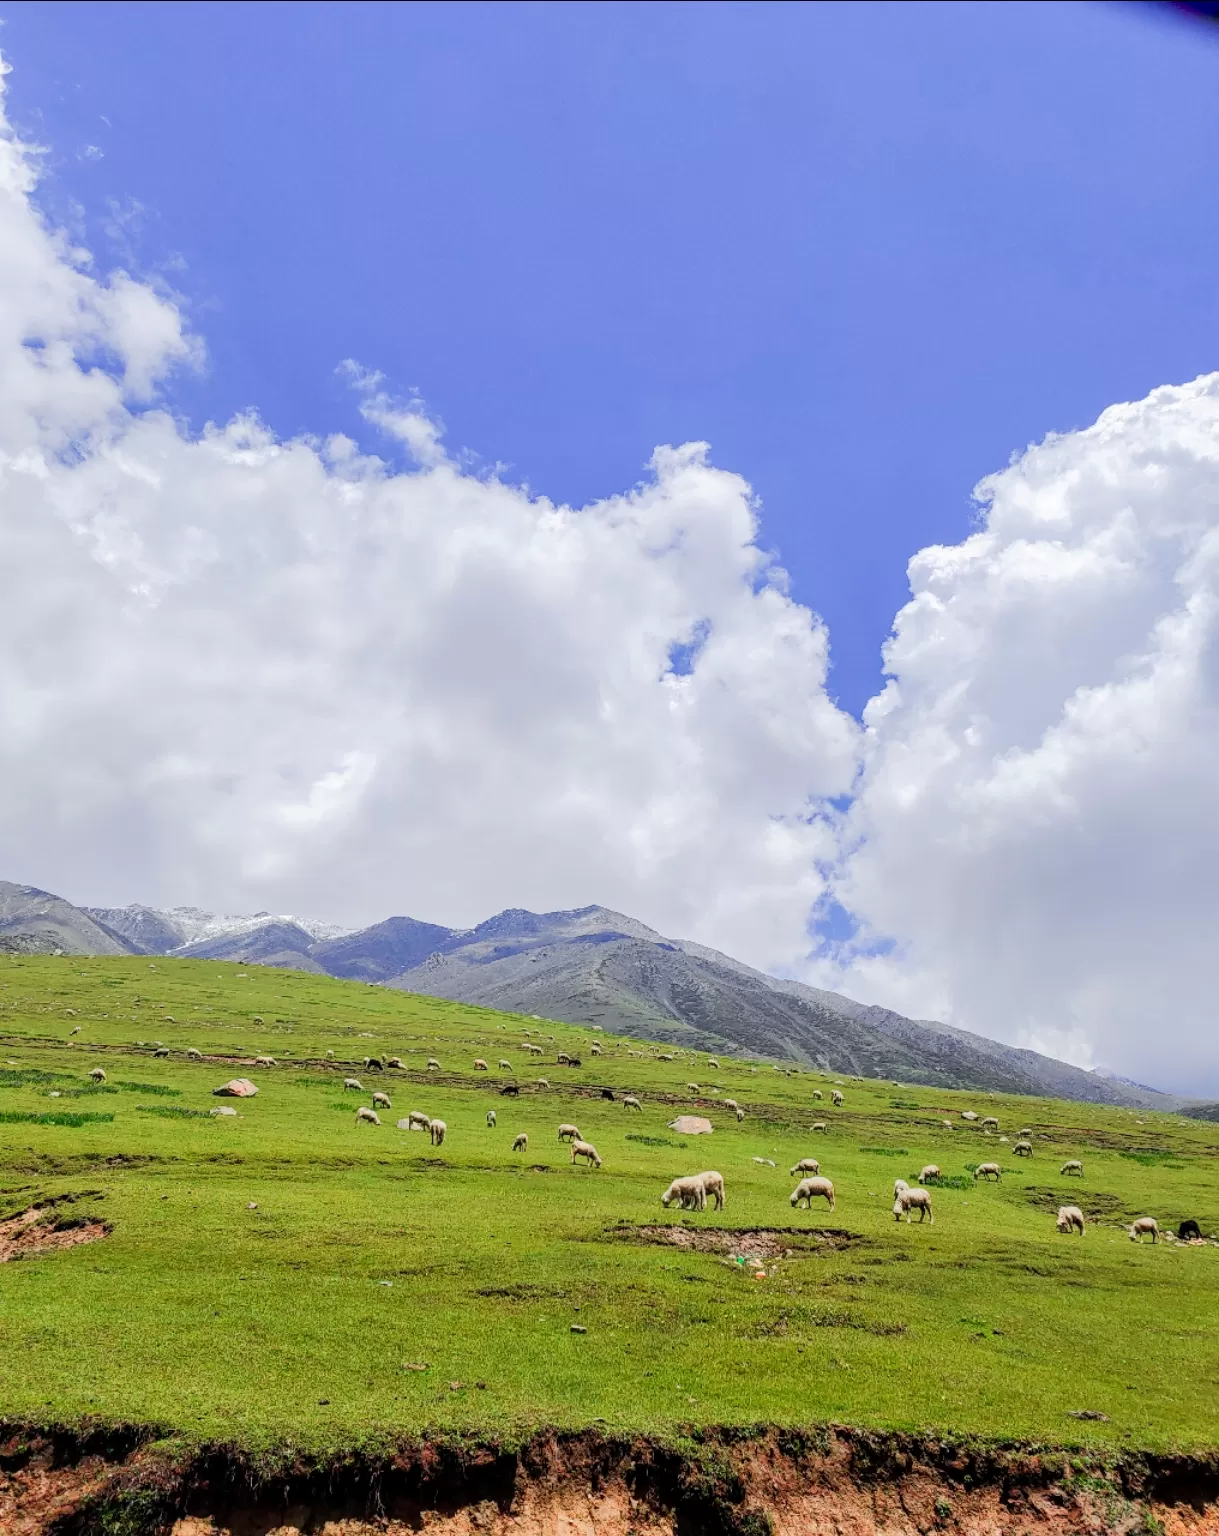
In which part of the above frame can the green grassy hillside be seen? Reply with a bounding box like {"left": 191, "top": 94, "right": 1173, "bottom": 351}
{"left": 1, "top": 954, "right": 1216, "bottom": 1453}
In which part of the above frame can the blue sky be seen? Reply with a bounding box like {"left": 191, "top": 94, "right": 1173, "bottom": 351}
{"left": 5, "top": 0, "right": 1219, "bottom": 716}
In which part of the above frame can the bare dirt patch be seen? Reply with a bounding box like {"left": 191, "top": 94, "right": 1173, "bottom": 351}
{"left": 0, "top": 1206, "right": 110, "bottom": 1262}
{"left": 614, "top": 1223, "right": 856, "bottom": 1257}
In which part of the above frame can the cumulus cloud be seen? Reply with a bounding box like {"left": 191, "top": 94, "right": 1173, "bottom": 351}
{"left": 0, "top": 73, "right": 858, "bottom": 968}
{"left": 818, "top": 377, "right": 1219, "bottom": 1095}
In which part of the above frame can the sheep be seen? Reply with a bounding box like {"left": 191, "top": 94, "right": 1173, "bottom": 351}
{"left": 536, "top": 1078, "right": 550, "bottom": 1089}
{"left": 513, "top": 1133, "right": 528, "bottom": 1152}
{"left": 69, "top": 1025, "right": 81, "bottom": 1036}
{"left": 486, "top": 1110, "right": 497, "bottom": 1128}
{"left": 1020, "top": 1127, "right": 1033, "bottom": 1138}
{"left": 623, "top": 1095, "right": 642, "bottom": 1111}
{"left": 811, "top": 1120, "right": 828, "bottom": 1132}
{"left": 1056, "top": 1205, "right": 1085, "bottom": 1236}
{"left": 831, "top": 1089, "right": 844, "bottom": 1106}
{"left": 88, "top": 1067, "right": 106, "bottom": 1083}
{"left": 942, "top": 1120, "right": 954, "bottom": 1130}
{"left": 571, "top": 1139, "right": 602, "bottom": 1168}
{"left": 790, "top": 1158, "right": 821, "bottom": 1177}
{"left": 364, "top": 1056, "right": 384, "bottom": 1071}
{"left": 661, "top": 1175, "right": 707, "bottom": 1211}
{"left": 387, "top": 1057, "right": 405, "bottom": 1069}
{"left": 791, "top": 1176, "right": 835, "bottom": 1211}
{"left": 919, "top": 1165, "right": 941, "bottom": 1184}
{"left": 187, "top": 1047, "right": 203, "bottom": 1060}
{"left": 590, "top": 1044, "right": 603, "bottom": 1056}
{"left": 253, "top": 1016, "right": 265, "bottom": 1025}
{"left": 708, "top": 1059, "right": 720, "bottom": 1070}
{"left": 474, "top": 1058, "right": 489, "bottom": 1071}
{"left": 1178, "top": 1219, "right": 1203, "bottom": 1241}
{"left": 981, "top": 1116, "right": 999, "bottom": 1130}
{"left": 154, "top": 1047, "right": 170, "bottom": 1058}
{"left": 326, "top": 1049, "right": 336, "bottom": 1058}
{"left": 1060, "top": 1160, "right": 1084, "bottom": 1177}
{"left": 254, "top": 1055, "right": 276, "bottom": 1067}
{"left": 356, "top": 1106, "right": 381, "bottom": 1126}
{"left": 686, "top": 1083, "right": 700, "bottom": 1093}
{"left": 894, "top": 1177, "right": 910, "bottom": 1200}
{"left": 722, "top": 1098, "right": 739, "bottom": 1111}
{"left": 735, "top": 1107, "right": 745, "bottom": 1122}
{"left": 372, "top": 1091, "right": 392, "bottom": 1109}
{"left": 427, "top": 1059, "right": 440, "bottom": 1071}
{"left": 1012, "top": 1140, "right": 1033, "bottom": 1158}
{"left": 406, "top": 1110, "right": 431, "bottom": 1131}
{"left": 557, "top": 1123, "right": 581, "bottom": 1142}
{"left": 498, "top": 1059, "right": 513, "bottom": 1071}
{"left": 343, "top": 1077, "right": 364, "bottom": 1092}
{"left": 557, "top": 1053, "right": 571, "bottom": 1065}
{"left": 974, "top": 1162, "right": 1001, "bottom": 1181}
{"left": 429, "top": 1118, "right": 447, "bottom": 1146}
{"left": 894, "top": 1188, "right": 933, "bottom": 1223}
{"left": 1129, "top": 1217, "right": 1158, "bottom": 1243}
{"left": 698, "top": 1171, "right": 726, "bottom": 1209}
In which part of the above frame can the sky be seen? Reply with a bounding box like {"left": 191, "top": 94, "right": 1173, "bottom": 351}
{"left": 1, "top": 2, "right": 1219, "bottom": 1092}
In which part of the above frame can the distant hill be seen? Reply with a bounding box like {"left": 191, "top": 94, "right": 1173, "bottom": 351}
{"left": 3, "top": 879, "right": 1195, "bottom": 1110}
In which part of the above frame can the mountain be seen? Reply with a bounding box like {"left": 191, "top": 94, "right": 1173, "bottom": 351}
{"left": 0, "top": 882, "right": 138, "bottom": 957}
{"left": 3, "top": 880, "right": 1196, "bottom": 1110}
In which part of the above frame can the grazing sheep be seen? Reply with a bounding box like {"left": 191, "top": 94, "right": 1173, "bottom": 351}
{"left": 571, "top": 1139, "right": 602, "bottom": 1168}
{"left": 372, "top": 1091, "right": 391, "bottom": 1109}
{"left": 343, "top": 1077, "right": 364, "bottom": 1092}
{"left": 356, "top": 1107, "right": 381, "bottom": 1126}
{"left": 557, "top": 1123, "right": 581, "bottom": 1142}
{"left": 513, "top": 1133, "right": 528, "bottom": 1152}
{"left": 790, "top": 1158, "right": 821, "bottom": 1177}
{"left": 811, "top": 1121, "right": 828, "bottom": 1132}
{"left": 662, "top": 1175, "right": 707, "bottom": 1211}
{"left": 498, "top": 1059, "right": 513, "bottom": 1071}
{"left": 1020, "top": 1127, "right": 1033, "bottom": 1138}
{"left": 88, "top": 1067, "right": 106, "bottom": 1083}
{"left": 557, "top": 1053, "right": 571, "bottom": 1065}
{"left": 429, "top": 1118, "right": 447, "bottom": 1146}
{"left": 919, "top": 1165, "right": 941, "bottom": 1184}
{"left": 536, "top": 1078, "right": 550, "bottom": 1089}
{"left": 387, "top": 1057, "right": 405, "bottom": 1069}
{"left": 831, "top": 1089, "right": 844, "bottom": 1106}
{"left": 1060, "top": 1160, "right": 1084, "bottom": 1177}
{"left": 698, "top": 1170, "right": 726, "bottom": 1209}
{"left": 406, "top": 1110, "right": 431, "bottom": 1131}
{"left": 812, "top": 1090, "right": 823, "bottom": 1100}
{"left": 974, "top": 1162, "right": 1001, "bottom": 1181}
{"left": 982, "top": 1116, "right": 999, "bottom": 1130}
{"left": 1010, "top": 1140, "right": 1032, "bottom": 1159}
{"left": 427, "top": 1059, "right": 440, "bottom": 1071}
{"left": 722, "top": 1099, "right": 739, "bottom": 1111}
{"left": 326, "top": 1049, "right": 335, "bottom": 1058}
{"left": 187, "top": 1047, "right": 202, "bottom": 1060}
{"left": 623, "top": 1095, "right": 643, "bottom": 1111}
{"left": 1178, "top": 1219, "right": 1203, "bottom": 1241}
{"left": 735, "top": 1107, "right": 745, "bottom": 1122}
{"left": 590, "top": 1044, "right": 603, "bottom": 1056}
{"left": 253, "top": 1016, "right": 265, "bottom": 1025}
{"left": 364, "top": 1056, "right": 384, "bottom": 1071}
{"left": 474, "top": 1058, "right": 489, "bottom": 1070}
{"left": 1056, "top": 1205, "right": 1086, "bottom": 1236}
{"left": 254, "top": 1055, "right": 276, "bottom": 1067}
{"left": 791, "top": 1176, "right": 835, "bottom": 1211}
{"left": 894, "top": 1188, "right": 933, "bottom": 1223}
{"left": 687, "top": 1083, "right": 700, "bottom": 1093}
{"left": 1129, "top": 1217, "right": 1159, "bottom": 1243}
{"left": 486, "top": 1110, "right": 497, "bottom": 1128}
{"left": 154, "top": 1047, "right": 170, "bottom": 1058}
{"left": 894, "top": 1177, "right": 910, "bottom": 1200}
{"left": 69, "top": 1025, "right": 81, "bottom": 1035}
{"left": 708, "top": 1059, "right": 720, "bottom": 1070}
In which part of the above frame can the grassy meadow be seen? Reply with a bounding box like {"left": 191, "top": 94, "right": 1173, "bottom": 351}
{"left": 1, "top": 953, "right": 1217, "bottom": 1454}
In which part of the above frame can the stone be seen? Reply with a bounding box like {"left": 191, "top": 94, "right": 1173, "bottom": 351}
{"left": 213, "top": 1078, "right": 258, "bottom": 1097}
{"left": 667, "top": 1115, "right": 713, "bottom": 1135}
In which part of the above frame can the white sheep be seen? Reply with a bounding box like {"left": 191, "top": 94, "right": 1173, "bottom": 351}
{"left": 343, "top": 1077, "right": 364, "bottom": 1092}
{"left": 894, "top": 1188, "right": 933, "bottom": 1223}
{"left": 1056, "top": 1205, "right": 1085, "bottom": 1236}
{"left": 387, "top": 1057, "right": 405, "bottom": 1069}
{"left": 974, "top": 1162, "right": 1001, "bottom": 1181}
{"left": 1129, "top": 1217, "right": 1158, "bottom": 1243}
{"left": 790, "top": 1176, "right": 835, "bottom": 1211}
{"left": 735, "top": 1107, "right": 745, "bottom": 1122}
{"left": 982, "top": 1116, "right": 999, "bottom": 1130}
{"left": 1012, "top": 1140, "right": 1033, "bottom": 1158}
{"left": 623, "top": 1095, "right": 642, "bottom": 1112}
{"left": 708, "top": 1059, "right": 720, "bottom": 1070}
{"left": 474, "top": 1058, "right": 489, "bottom": 1071}
{"left": 831, "top": 1089, "right": 844, "bottom": 1106}
{"left": 697, "top": 1170, "right": 725, "bottom": 1210}
{"left": 513, "top": 1133, "right": 528, "bottom": 1152}
{"left": 187, "top": 1047, "right": 203, "bottom": 1060}
{"left": 255, "top": 1055, "right": 276, "bottom": 1067}
{"left": 590, "top": 1044, "right": 603, "bottom": 1056}
{"left": 326, "top": 1049, "right": 335, "bottom": 1059}
{"left": 356, "top": 1107, "right": 381, "bottom": 1126}
{"left": 88, "top": 1067, "right": 106, "bottom": 1083}
{"left": 536, "top": 1078, "right": 550, "bottom": 1089}
{"left": 942, "top": 1120, "right": 954, "bottom": 1130}
{"left": 427, "top": 1058, "right": 440, "bottom": 1071}
{"left": 686, "top": 1082, "right": 700, "bottom": 1093}
{"left": 811, "top": 1120, "right": 828, "bottom": 1132}
{"left": 1020, "top": 1127, "right": 1033, "bottom": 1138}
{"left": 722, "top": 1098, "right": 739, "bottom": 1111}
{"left": 812, "top": 1090, "right": 823, "bottom": 1101}
{"left": 790, "top": 1158, "right": 821, "bottom": 1177}
{"left": 406, "top": 1110, "right": 431, "bottom": 1131}
{"left": 557, "top": 1123, "right": 581, "bottom": 1142}
{"left": 571, "top": 1139, "right": 602, "bottom": 1168}
{"left": 661, "top": 1175, "right": 706, "bottom": 1211}
{"left": 498, "top": 1059, "right": 513, "bottom": 1071}
{"left": 1060, "top": 1160, "right": 1084, "bottom": 1177}
{"left": 919, "top": 1165, "right": 941, "bottom": 1184}
{"left": 429, "top": 1118, "right": 447, "bottom": 1146}
{"left": 372, "top": 1091, "right": 391, "bottom": 1109}
{"left": 486, "top": 1109, "right": 497, "bottom": 1128}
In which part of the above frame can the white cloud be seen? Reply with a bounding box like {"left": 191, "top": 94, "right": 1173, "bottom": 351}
{"left": 818, "top": 377, "right": 1219, "bottom": 1095}
{"left": 0, "top": 72, "right": 858, "bottom": 970}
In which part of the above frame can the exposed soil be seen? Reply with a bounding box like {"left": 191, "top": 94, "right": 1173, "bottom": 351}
{"left": 618, "top": 1223, "right": 856, "bottom": 1257}
{"left": 0, "top": 1205, "right": 110, "bottom": 1263}
{"left": 4, "top": 1423, "right": 1219, "bottom": 1536}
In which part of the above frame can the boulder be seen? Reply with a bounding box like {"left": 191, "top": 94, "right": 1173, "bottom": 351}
{"left": 213, "top": 1078, "right": 258, "bottom": 1098}
{"left": 210, "top": 1106, "right": 239, "bottom": 1117}
{"left": 668, "top": 1115, "right": 713, "bottom": 1135}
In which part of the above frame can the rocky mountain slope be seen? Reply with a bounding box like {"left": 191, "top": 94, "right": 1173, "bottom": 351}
{"left": 0, "top": 879, "right": 1191, "bottom": 1108}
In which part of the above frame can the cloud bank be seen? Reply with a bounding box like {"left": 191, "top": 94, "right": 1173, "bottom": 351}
{"left": 3, "top": 69, "right": 1218, "bottom": 1092}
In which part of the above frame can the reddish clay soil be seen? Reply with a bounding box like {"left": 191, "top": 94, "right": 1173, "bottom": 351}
{"left": 0, "top": 1206, "right": 110, "bottom": 1262}
{"left": 4, "top": 1424, "right": 1219, "bottom": 1536}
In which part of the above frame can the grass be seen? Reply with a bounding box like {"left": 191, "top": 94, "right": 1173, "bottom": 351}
{"left": 0, "top": 953, "right": 1217, "bottom": 1455}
